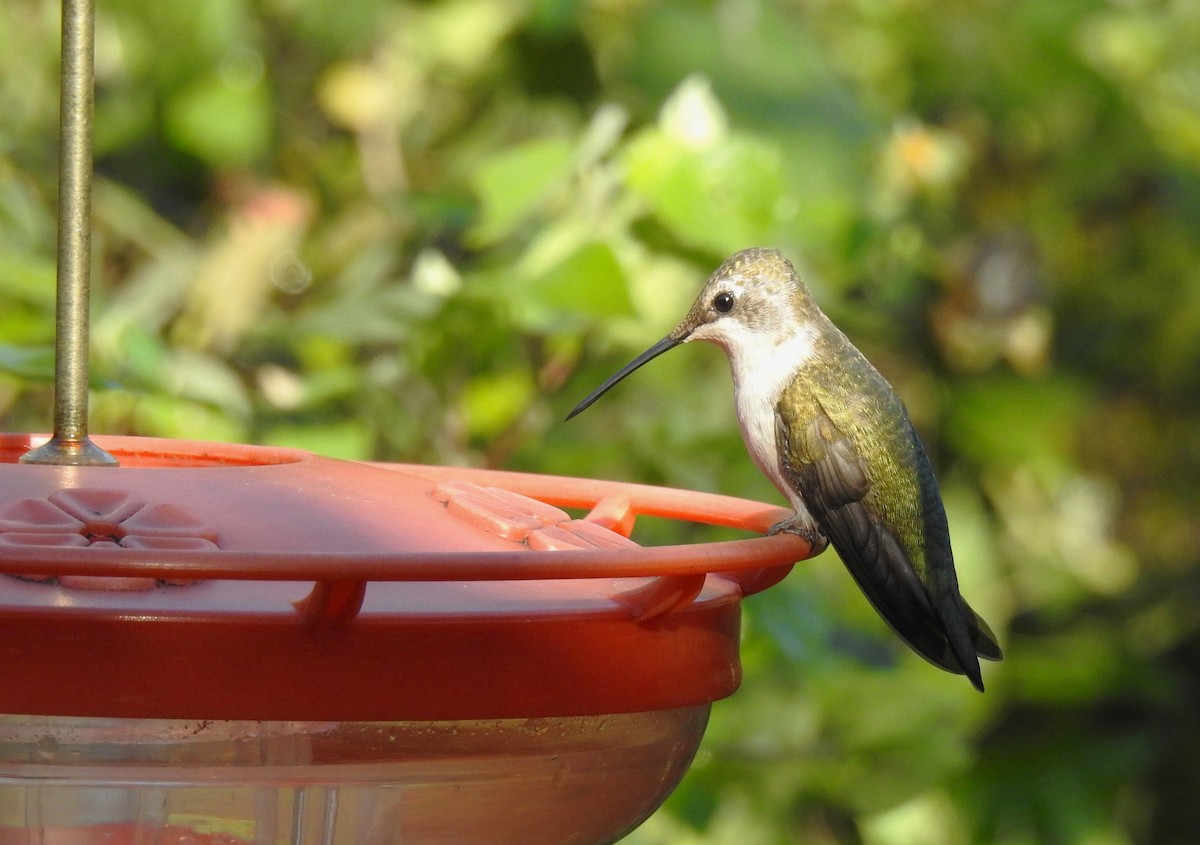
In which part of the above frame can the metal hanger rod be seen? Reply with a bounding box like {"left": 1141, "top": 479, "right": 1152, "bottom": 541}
{"left": 21, "top": 0, "right": 117, "bottom": 466}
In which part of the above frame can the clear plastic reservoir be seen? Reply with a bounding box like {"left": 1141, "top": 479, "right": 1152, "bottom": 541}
{"left": 0, "top": 706, "right": 709, "bottom": 845}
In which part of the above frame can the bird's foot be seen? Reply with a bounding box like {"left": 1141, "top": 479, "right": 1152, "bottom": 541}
{"left": 767, "top": 513, "right": 829, "bottom": 554}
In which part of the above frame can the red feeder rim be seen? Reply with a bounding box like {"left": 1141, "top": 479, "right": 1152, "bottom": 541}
{"left": 0, "top": 434, "right": 812, "bottom": 722}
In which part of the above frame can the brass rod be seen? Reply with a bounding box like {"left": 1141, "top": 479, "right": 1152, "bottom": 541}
{"left": 21, "top": 0, "right": 117, "bottom": 466}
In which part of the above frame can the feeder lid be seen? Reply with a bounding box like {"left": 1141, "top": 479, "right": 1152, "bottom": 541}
{"left": 0, "top": 434, "right": 808, "bottom": 721}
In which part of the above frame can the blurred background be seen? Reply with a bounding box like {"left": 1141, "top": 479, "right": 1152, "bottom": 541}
{"left": 1, "top": 0, "right": 1198, "bottom": 842}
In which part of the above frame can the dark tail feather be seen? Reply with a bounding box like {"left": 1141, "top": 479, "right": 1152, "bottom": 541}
{"left": 815, "top": 500, "right": 1003, "bottom": 691}
{"left": 937, "top": 596, "right": 1004, "bottom": 692}
{"left": 971, "top": 609, "right": 1004, "bottom": 662}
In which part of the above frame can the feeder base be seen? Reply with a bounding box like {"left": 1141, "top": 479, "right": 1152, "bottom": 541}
{"left": 0, "top": 707, "right": 708, "bottom": 845}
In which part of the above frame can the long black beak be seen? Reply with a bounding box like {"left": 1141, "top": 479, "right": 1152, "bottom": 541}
{"left": 566, "top": 335, "right": 683, "bottom": 420}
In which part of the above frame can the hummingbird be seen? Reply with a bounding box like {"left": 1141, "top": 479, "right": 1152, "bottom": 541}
{"left": 567, "top": 248, "right": 1002, "bottom": 690}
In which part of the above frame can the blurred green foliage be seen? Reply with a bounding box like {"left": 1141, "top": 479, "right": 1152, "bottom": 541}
{"left": 2, "top": 0, "right": 1199, "bottom": 842}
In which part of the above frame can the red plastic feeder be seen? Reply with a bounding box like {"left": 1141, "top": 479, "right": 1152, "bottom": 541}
{"left": 5, "top": 0, "right": 813, "bottom": 838}
{"left": 0, "top": 433, "right": 811, "bottom": 844}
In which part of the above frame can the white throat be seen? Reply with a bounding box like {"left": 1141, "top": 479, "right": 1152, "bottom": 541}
{"left": 692, "top": 320, "right": 819, "bottom": 505}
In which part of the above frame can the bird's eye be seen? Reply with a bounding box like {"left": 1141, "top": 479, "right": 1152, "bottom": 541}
{"left": 713, "top": 291, "right": 735, "bottom": 313}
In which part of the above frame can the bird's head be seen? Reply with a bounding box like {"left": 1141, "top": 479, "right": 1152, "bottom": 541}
{"left": 567, "top": 248, "right": 819, "bottom": 419}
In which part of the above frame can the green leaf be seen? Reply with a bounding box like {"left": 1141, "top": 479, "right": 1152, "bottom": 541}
{"left": 469, "top": 136, "right": 574, "bottom": 245}
{"left": 0, "top": 252, "right": 57, "bottom": 308}
{"left": 165, "top": 73, "right": 272, "bottom": 168}
{"left": 262, "top": 419, "right": 374, "bottom": 461}
{"left": 623, "top": 130, "right": 785, "bottom": 255}
{"left": 144, "top": 348, "right": 251, "bottom": 417}
{"left": 458, "top": 368, "right": 535, "bottom": 439}
{"left": 523, "top": 241, "right": 634, "bottom": 325}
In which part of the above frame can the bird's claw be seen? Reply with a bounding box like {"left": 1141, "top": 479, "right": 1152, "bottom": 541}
{"left": 767, "top": 514, "right": 829, "bottom": 554}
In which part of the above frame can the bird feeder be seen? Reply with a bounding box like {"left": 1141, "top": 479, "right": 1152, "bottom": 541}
{"left": 0, "top": 2, "right": 812, "bottom": 844}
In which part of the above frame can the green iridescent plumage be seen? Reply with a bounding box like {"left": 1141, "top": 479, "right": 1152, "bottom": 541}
{"left": 774, "top": 321, "right": 1001, "bottom": 687}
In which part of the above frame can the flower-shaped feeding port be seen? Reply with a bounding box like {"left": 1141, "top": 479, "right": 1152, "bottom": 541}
{"left": 0, "top": 434, "right": 812, "bottom": 845}
{"left": 0, "top": 488, "right": 216, "bottom": 589}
